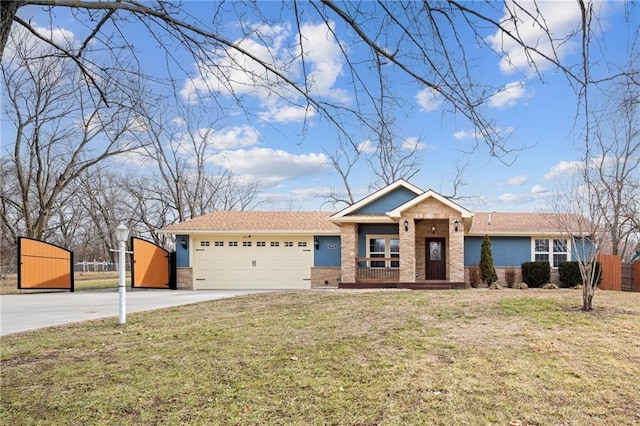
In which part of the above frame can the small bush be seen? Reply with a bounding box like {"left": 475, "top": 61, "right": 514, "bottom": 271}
{"left": 542, "top": 283, "right": 559, "bottom": 290}
{"left": 512, "top": 282, "right": 528, "bottom": 290}
{"left": 558, "top": 262, "right": 581, "bottom": 288}
{"left": 469, "top": 265, "right": 481, "bottom": 288}
{"left": 488, "top": 283, "right": 502, "bottom": 290}
{"left": 504, "top": 266, "right": 517, "bottom": 288}
{"left": 521, "top": 262, "right": 550, "bottom": 288}
{"left": 559, "top": 261, "right": 602, "bottom": 288}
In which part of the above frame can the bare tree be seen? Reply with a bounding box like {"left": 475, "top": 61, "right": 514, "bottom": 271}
{"left": 583, "top": 75, "right": 640, "bottom": 261}
{"left": 1, "top": 26, "right": 144, "bottom": 240}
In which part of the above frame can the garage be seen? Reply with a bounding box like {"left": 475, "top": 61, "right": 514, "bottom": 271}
{"left": 192, "top": 235, "right": 314, "bottom": 289}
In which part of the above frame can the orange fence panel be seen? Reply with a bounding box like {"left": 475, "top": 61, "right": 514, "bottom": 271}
{"left": 596, "top": 254, "right": 622, "bottom": 291}
{"left": 131, "top": 237, "right": 174, "bottom": 289}
{"left": 18, "top": 238, "right": 74, "bottom": 291}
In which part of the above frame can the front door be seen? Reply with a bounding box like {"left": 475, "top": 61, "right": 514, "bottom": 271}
{"left": 426, "top": 238, "right": 446, "bottom": 280}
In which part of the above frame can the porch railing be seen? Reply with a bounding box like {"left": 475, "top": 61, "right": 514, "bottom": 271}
{"left": 356, "top": 257, "right": 400, "bottom": 281}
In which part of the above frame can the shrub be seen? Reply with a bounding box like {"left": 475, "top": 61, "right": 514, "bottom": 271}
{"left": 521, "top": 262, "right": 550, "bottom": 288}
{"left": 488, "top": 283, "right": 502, "bottom": 290}
{"left": 512, "top": 282, "right": 528, "bottom": 290}
{"left": 480, "top": 235, "right": 498, "bottom": 285}
{"left": 468, "top": 265, "right": 481, "bottom": 288}
{"left": 542, "top": 282, "right": 559, "bottom": 290}
{"left": 504, "top": 266, "right": 517, "bottom": 288}
{"left": 559, "top": 261, "right": 602, "bottom": 288}
{"left": 558, "top": 262, "right": 581, "bottom": 288}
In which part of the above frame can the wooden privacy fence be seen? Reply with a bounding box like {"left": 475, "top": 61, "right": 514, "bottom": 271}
{"left": 621, "top": 261, "right": 640, "bottom": 292}
{"left": 597, "top": 255, "right": 640, "bottom": 292}
{"left": 597, "top": 254, "right": 621, "bottom": 291}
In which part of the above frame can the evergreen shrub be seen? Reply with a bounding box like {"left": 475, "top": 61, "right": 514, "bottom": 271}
{"left": 521, "top": 261, "right": 550, "bottom": 288}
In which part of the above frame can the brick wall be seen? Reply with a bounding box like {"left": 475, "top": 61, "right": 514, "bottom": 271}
{"left": 311, "top": 267, "right": 341, "bottom": 287}
{"left": 340, "top": 223, "right": 358, "bottom": 283}
{"left": 176, "top": 267, "right": 193, "bottom": 290}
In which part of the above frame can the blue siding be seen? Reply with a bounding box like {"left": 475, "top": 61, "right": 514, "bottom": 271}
{"left": 354, "top": 187, "right": 418, "bottom": 214}
{"left": 176, "top": 234, "right": 190, "bottom": 267}
{"left": 358, "top": 224, "right": 399, "bottom": 257}
{"left": 572, "top": 237, "right": 596, "bottom": 260}
{"left": 314, "top": 236, "right": 341, "bottom": 267}
{"left": 464, "top": 236, "right": 531, "bottom": 267}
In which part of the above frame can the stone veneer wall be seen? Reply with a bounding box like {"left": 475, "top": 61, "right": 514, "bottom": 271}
{"left": 340, "top": 223, "right": 358, "bottom": 283}
{"left": 401, "top": 198, "right": 465, "bottom": 282}
{"left": 176, "top": 267, "right": 193, "bottom": 290}
{"left": 311, "top": 267, "right": 341, "bottom": 287}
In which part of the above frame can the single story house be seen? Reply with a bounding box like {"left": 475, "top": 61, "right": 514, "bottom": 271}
{"left": 159, "top": 180, "right": 589, "bottom": 290}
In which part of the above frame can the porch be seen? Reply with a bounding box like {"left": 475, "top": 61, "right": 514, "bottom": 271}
{"left": 337, "top": 257, "right": 466, "bottom": 290}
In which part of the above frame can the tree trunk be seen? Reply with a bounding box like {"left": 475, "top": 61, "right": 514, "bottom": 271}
{"left": 0, "top": 1, "right": 21, "bottom": 60}
{"left": 582, "top": 283, "right": 595, "bottom": 310}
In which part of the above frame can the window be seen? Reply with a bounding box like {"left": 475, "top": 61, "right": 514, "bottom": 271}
{"left": 298, "top": 242, "right": 307, "bottom": 247}
{"left": 229, "top": 241, "right": 238, "bottom": 247}
{"left": 200, "top": 241, "right": 210, "bottom": 247}
{"left": 284, "top": 241, "right": 293, "bottom": 247}
{"left": 242, "top": 241, "right": 252, "bottom": 247}
{"left": 534, "top": 238, "right": 569, "bottom": 268}
{"left": 270, "top": 241, "right": 280, "bottom": 247}
{"left": 214, "top": 241, "right": 224, "bottom": 247}
{"left": 256, "top": 241, "right": 266, "bottom": 247}
{"left": 367, "top": 235, "right": 400, "bottom": 268}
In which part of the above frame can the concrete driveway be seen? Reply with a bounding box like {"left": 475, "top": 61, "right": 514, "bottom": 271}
{"left": 0, "top": 289, "right": 271, "bottom": 336}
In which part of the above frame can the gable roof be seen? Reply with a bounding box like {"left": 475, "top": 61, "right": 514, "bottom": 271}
{"left": 387, "top": 189, "right": 474, "bottom": 219}
{"left": 159, "top": 211, "right": 339, "bottom": 235}
{"left": 330, "top": 179, "right": 422, "bottom": 219}
{"left": 468, "top": 212, "right": 591, "bottom": 236}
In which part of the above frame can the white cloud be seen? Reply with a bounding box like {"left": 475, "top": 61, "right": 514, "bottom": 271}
{"left": 297, "top": 22, "right": 349, "bottom": 102}
{"left": 530, "top": 184, "right": 548, "bottom": 195}
{"left": 258, "top": 104, "right": 316, "bottom": 124}
{"left": 502, "top": 174, "right": 529, "bottom": 186}
{"left": 454, "top": 127, "right": 514, "bottom": 140}
{"left": 453, "top": 130, "right": 481, "bottom": 140}
{"left": 357, "top": 139, "right": 376, "bottom": 154}
{"left": 416, "top": 87, "right": 443, "bottom": 112}
{"left": 181, "top": 20, "right": 347, "bottom": 123}
{"left": 488, "top": 81, "right": 527, "bottom": 108}
{"left": 486, "top": 1, "right": 587, "bottom": 76}
{"left": 544, "top": 160, "right": 584, "bottom": 179}
{"left": 209, "top": 147, "right": 330, "bottom": 183}
{"left": 207, "top": 125, "right": 261, "bottom": 149}
{"left": 401, "top": 137, "right": 427, "bottom": 151}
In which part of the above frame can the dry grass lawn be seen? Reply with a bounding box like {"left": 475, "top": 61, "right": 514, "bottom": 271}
{"left": 1, "top": 272, "right": 120, "bottom": 294}
{"left": 1, "top": 289, "right": 639, "bottom": 425}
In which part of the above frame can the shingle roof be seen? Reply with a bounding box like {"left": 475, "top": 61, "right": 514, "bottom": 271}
{"left": 159, "top": 211, "right": 340, "bottom": 234}
{"left": 468, "top": 212, "right": 590, "bottom": 235}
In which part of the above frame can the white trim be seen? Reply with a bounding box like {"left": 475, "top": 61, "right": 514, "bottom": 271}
{"left": 531, "top": 237, "right": 571, "bottom": 268}
{"left": 387, "top": 189, "right": 474, "bottom": 219}
{"left": 330, "top": 179, "right": 423, "bottom": 219}
{"left": 365, "top": 234, "right": 400, "bottom": 268}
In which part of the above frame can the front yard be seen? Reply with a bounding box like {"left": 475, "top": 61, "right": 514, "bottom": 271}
{"left": 1, "top": 289, "right": 639, "bottom": 425}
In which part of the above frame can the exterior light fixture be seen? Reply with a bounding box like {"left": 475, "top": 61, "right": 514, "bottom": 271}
{"left": 403, "top": 220, "right": 409, "bottom": 232}
{"left": 314, "top": 238, "right": 320, "bottom": 250}
{"left": 454, "top": 220, "right": 459, "bottom": 232}
{"left": 180, "top": 238, "right": 187, "bottom": 249}
{"left": 431, "top": 223, "right": 436, "bottom": 234}
{"left": 114, "top": 222, "right": 129, "bottom": 325}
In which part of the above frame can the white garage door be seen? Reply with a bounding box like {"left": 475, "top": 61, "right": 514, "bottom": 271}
{"left": 192, "top": 236, "right": 313, "bottom": 289}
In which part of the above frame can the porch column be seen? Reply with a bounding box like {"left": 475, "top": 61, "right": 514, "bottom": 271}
{"left": 449, "top": 217, "right": 465, "bottom": 282}
{"left": 399, "top": 218, "right": 416, "bottom": 282}
{"left": 340, "top": 223, "right": 358, "bottom": 283}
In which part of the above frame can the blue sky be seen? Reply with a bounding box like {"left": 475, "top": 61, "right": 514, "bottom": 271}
{"left": 5, "top": 1, "right": 637, "bottom": 213}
